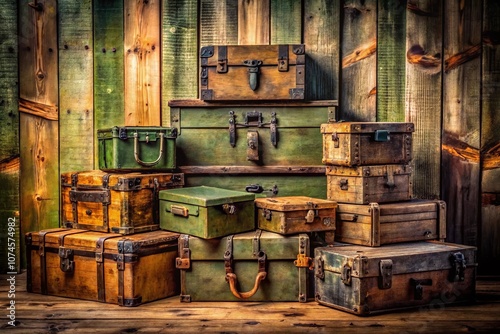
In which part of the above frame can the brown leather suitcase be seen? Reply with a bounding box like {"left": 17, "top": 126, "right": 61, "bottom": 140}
{"left": 26, "top": 228, "right": 179, "bottom": 306}
{"left": 200, "top": 44, "right": 305, "bottom": 101}
{"left": 326, "top": 164, "right": 412, "bottom": 204}
{"left": 61, "top": 170, "right": 184, "bottom": 234}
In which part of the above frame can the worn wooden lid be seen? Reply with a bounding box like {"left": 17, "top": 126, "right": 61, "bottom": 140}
{"left": 255, "top": 196, "right": 337, "bottom": 211}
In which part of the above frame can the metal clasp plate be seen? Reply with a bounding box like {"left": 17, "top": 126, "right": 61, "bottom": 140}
{"left": 379, "top": 259, "right": 393, "bottom": 289}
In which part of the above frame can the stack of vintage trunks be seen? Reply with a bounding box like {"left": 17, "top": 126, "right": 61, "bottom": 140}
{"left": 24, "top": 44, "right": 477, "bottom": 315}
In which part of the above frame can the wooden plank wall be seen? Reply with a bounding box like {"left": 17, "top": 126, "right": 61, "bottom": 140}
{"left": 4, "top": 0, "right": 499, "bottom": 275}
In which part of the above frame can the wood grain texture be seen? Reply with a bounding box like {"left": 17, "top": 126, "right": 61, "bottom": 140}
{"left": 340, "top": 0, "right": 377, "bottom": 122}
{"left": 405, "top": 0, "right": 443, "bottom": 200}
{"left": 161, "top": 0, "right": 199, "bottom": 126}
{"left": 58, "top": 0, "right": 94, "bottom": 173}
{"left": 303, "top": 0, "right": 340, "bottom": 101}
{"left": 124, "top": 0, "right": 161, "bottom": 126}
{"left": 238, "top": 0, "right": 270, "bottom": 45}
{"left": 200, "top": 0, "right": 238, "bottom": 46}
{"left": 377, "top": 0, "right": 407, "bottom": 122}
{"left": 270, "top": 0, "right": 302, "bottom": 44}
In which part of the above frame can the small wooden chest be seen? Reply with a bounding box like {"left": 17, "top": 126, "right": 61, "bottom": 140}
{"left": 314, "top": 241, "right": 476, "bottom": 315}
{"left": 97, "top": 126, "right": 177, "bottom": 172}
{"left": 159, "top": 186, "right": 255, "bottom": 239}
{"left": 176, "top": 230, "right": 310, "bottom": 302}
{"left": 255, "top": 196, "right": 337, "bottom": 235}
{"left": 61, "top": 170, "right": 184, "bottom": 234}
{"left": 326, "top": 164, "right": 412, "bottom": 204}
{"left": 335, "top": 200, "right": 446, "bottom": 246}
{"left": 26, "top": 228, "right": 179, "bottom": 306}
{"left": 321, "top": 122, "right": 414, "bottom": 166}
{"left": 200, "top": 44, "right": 305, "bottom": 101}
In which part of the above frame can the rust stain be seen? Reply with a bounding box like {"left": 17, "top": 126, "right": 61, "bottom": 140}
{"left": 442, "top": 143, "right": 480, "bottom": 163}
{"left": 407, "top": 45, "right": 441, "bottom": 73}
{"left": 407, "top": 2, "right": 438, "bottom": 17}
{"left": 0, "top": 155, "right": 20, "bottom": 174}
{"left": 19, "top": 98, "right": 58, "bottom": 121}
{"left": 342, "top": 39, "right": 377, "bottom": 68}
{"left": 445, "top": 44, "right": 481, "bottom": 72}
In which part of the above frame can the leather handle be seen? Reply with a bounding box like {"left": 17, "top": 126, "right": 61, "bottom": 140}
{"left": 134, "top": 132, "right": 164, "bottom": 167}
{"left": 226, "top": 271, "right": 267, "bottom": 299}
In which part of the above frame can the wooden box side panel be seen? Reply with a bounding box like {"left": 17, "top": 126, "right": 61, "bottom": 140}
{"left": 380, "top": 219, "right": 439, "bottom": 244}
{"left": 334, "top": 220, "right": 374, "bottom": 246}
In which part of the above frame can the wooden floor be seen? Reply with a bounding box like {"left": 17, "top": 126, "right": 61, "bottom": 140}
{"left": 1, "top": 272, "right": 499, "bottom": 334}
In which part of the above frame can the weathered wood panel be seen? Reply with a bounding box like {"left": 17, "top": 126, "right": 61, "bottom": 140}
{"left": 93, "top": 0, "right": 125, "bottom": 166}
{"left": 304, "top": 0, "right": 340, "bottom": 101}
{"left": 18, "top": 0, "right": 60, "bottom": 269}
{"left": 377, "top": 0, "right": 407, "bottom": 122}
{"left": 480, "top": 0, "right": 500, "bottom": 275}
{"left": 405, "top": 0, "right": 443, "bottom": 200}
{"left": 340, "top": 0, "right": 377, "bottom": 121}
{"left": 124, "top": 0, "right": 161, "bottom": 126}
{"left": 200, "top": 0, "right": 238, "bottom": 46}
{"left": 238, "top": 0, "right": 270, "bottom": 45}
{"left": 441, "top": 0, "right": 481, "bottom": 247}
{"left": 161, "top": 0, "right": 199, "bottom": 126}
{"left": 270, "top": 0, "right": 301, "bottom": 44}
{"left": 58, "top": 0, "right": 94, "bottom": 173}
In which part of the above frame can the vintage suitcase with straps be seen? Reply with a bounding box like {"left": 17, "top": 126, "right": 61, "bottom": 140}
{"left": 61, "top": 170, "right": 184, "bottom": 234}
{"left": 200, "top": 44, "right": 305, "bottom": 101}
{"left": 26, "top": 228, "right": 179, "bottom": 306}
{"left": 314, "top": 241, "right": 476, "bottom": 315}
{"left": 176, "top": 230, "right": 311, "bottom": 302}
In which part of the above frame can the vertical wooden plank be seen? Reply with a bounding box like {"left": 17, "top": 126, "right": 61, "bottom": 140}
{"left": 59, "top": 0, "right": 94, "bottom": 173}
{"left": 442, "top": 0, "right": 481, "bottom": 247}
{"left": 303, "top": 0, "right": 340, "bottom": 101}
{"left": 94, "top": 0, "right": 125, "bottom": 165}
{"left": 377, "top": 0, "right": 407, "bottom": 122}
{"left": 18, "top": 0, "right": 60, "bottom": 268}
{"left": 480, "top": 0, "right": 500, "bottom": 275}
{"left": 0, "top": 0, "right": 19, "bottom": 273}
{"left": 405, "top": 0, "right": 443, "bottom": 200}
{"left": 340, "top": 0, "right": 377, "bottom": 121}
{"left": 124, "top": 0, "right": 161, "bottom": 126}
{"left": 238, "top": 0, "right": 270, "bottom": 45}
{"left": 200, "top": 0, "right": 238, "bottom": 46}
{"left": 270, "top": 0, "right": 302, "bottom": 44}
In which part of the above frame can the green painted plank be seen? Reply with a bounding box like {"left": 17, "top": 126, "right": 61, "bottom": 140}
{"left": 303, "top": 0, "right": 340, "bottom": 101}
{"left": 340, "top": 0, "right": 377, "bottom": 121}
{"left": 162, "top": 0, "right": 199, "bottom": 126}
{"left": 59, "top": 0, "right": 94, "bottom": 173}
{"left": 271, "top": 0, "right": 302, "bottom": 44}
{"left": 377, "top": 0, "right": 407, "bottom": 122}
{"left": 93, "top": 0, "right": 125, "bottom": 167}
{"left": 200, "top": 0, "right": 239, "bottom": 46}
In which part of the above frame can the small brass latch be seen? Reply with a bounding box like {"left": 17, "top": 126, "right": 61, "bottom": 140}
{"left": 294, "top": 253, "right": 313, "bottom": 269}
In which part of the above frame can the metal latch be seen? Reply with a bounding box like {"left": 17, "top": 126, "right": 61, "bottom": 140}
{"left": 243, "top": 59, "right": 262, "bottom": 91}
{"left": 332, "top": 132, "right": 340, "bottom": 148}
{"left": 339, "top": 179, "right": 348, "bottom": 190}
{"left": 305, "top": 209, "right": 316, "bottom": 223}
{"left": 294, "top": 253, "right": 313, "bottom": 270}
{"left": 341, "top": 263, "right": 352, "bottom": 285}
{"left": 315, "top": 256, "right": 324, "bottom": 280}
{"left": 410, "top": 278, "right": 432, "bottom": 300}
{"left": 262, "top": 209, "right": 272, "bottom": 221}
{"left": 449, "top": 252, "right": 466, "bottom": 282}
{"left": 228, "top": 111, "right": 278, "bottom": 148}
{"left": 247, "top": 130, "right": 259, "bottom": 161}
{"left": 245, "top": 184, "right": 279, "bottom": 196}
{"left": 222, "top": 203, "right": 236, "bottom": 215}
{"left": 278, "top": 45, "right": 289, "bottom": 72}
{"left": 374, "top": 130, "right": 390, "bottom": 142}
{"left": 58, "top": 246, "right": 74, "bottom": 273}
{"left": 176, "top": 235, "right": 191, "bottom": 269}
{"left": 379, "top": 259, "right": 393, "bottom": 289}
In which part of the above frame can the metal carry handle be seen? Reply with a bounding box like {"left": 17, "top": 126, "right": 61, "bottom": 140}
{"left": 170, "top": 205, "right": 189, "bottom": 217}
{"left": 134, "top": 132, "right": 164, "bottom": 167}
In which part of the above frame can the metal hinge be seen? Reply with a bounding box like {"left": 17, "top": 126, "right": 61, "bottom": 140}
{"left": 449, "top": 252, "right": 466, "bottom": 282}
{"left": 379, "top": 259, "right": 393, "bottom": 289}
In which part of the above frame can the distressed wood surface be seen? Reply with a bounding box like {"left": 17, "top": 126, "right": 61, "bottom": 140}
{"left": 480, "top": 0, "right": 500, "bottom": 276}
{"left": 270, "top": 0, "right": 302, "bottom": 44}
{"left": 58, "top": 0, "right": 94, "bottom": 173}
{"left": 93, "top": 0, "right": 125, "bottom": 166}
{"left": 162, "top": 0, "right": 199, "bottom": 126}
{"left": 200, "top": 0, "right": 238, "bottom": 46}
{"left": 340, "top": 0, "right": 377, "bottom": 121}
{"left": 238, "top": 0, "right": 270, "bottom": 45}
{"left": 124, "top": 0, "right": 161, "bottom": 126}
{"left": 303, "top": 0, "right": 340, "bottom": 101}
{"left": 377, "top": 0, "right": 407, "bottom": 122}
{"left": 405, "top": 0, "right": 443, "bottom": 200}
{"left": 441, "top": 0, "right": 481, "bottom": 247}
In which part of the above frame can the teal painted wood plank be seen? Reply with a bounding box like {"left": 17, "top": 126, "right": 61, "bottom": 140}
{"left": 271, "top": 0, "right": 302, "bottom": 44}
{"left": 304, "top": 0, "right": 340, "bottom": 101}
{"left": 200, "top": 0, "right": 239, "bottom": 45}
{"left": 162, "top": 0, "right": 199, "bottom": 126}
{"left": 59, "top": 0, "right": 94, "bottom": 173}
{"left": 377, "top": 0, "right": 407, "bottom": 122}
{"left": 94, "top": 0, "right": 125, "bottom": 166}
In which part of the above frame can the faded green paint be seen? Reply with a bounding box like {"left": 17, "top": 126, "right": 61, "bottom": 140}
{"left": 377, "top": 0, "right": 406, "bottom": 122}
{"left": 271, "top": 0, "right": 302, "bottom": 44}
{"left": 200, "top": 0, "right": 238, "bottom": 45}
{"left": 94, "top": 0, "right": 125, "bottom": 168}
{"left": 59, "top": 0, "right": 94, "bottom": 173}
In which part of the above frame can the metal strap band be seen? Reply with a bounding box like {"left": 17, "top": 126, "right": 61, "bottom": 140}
{"left": 38, "top": 228, "right": 68, "bottom": 294}
{"left": 252, "top": 229, "right": 262, "bottom": 258}
{"left": 224, "top": 235, "right": 234, "bottom": 274}
{"left": 96, "top": 235, "right": 119, "bottom": 303}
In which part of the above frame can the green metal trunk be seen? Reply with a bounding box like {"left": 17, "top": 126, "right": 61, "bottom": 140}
{"left": 97, "top": 126, "right": 177, "bottom": 172}
{"left": 177, "top": 230, "right": 310, "bottom": 302}
{"left": 159, "top": 186, "right": 255, "bottom": 239}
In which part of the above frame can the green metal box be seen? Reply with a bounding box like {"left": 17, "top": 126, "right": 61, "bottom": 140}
{"left": 159, "top": 186, "right": 255, "bottom": 239}
{"left": 176, "top": 230, "right": 310, "bottom": 302}
{"left": 98, "top": 126, "right": 177, "bottom": 172}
